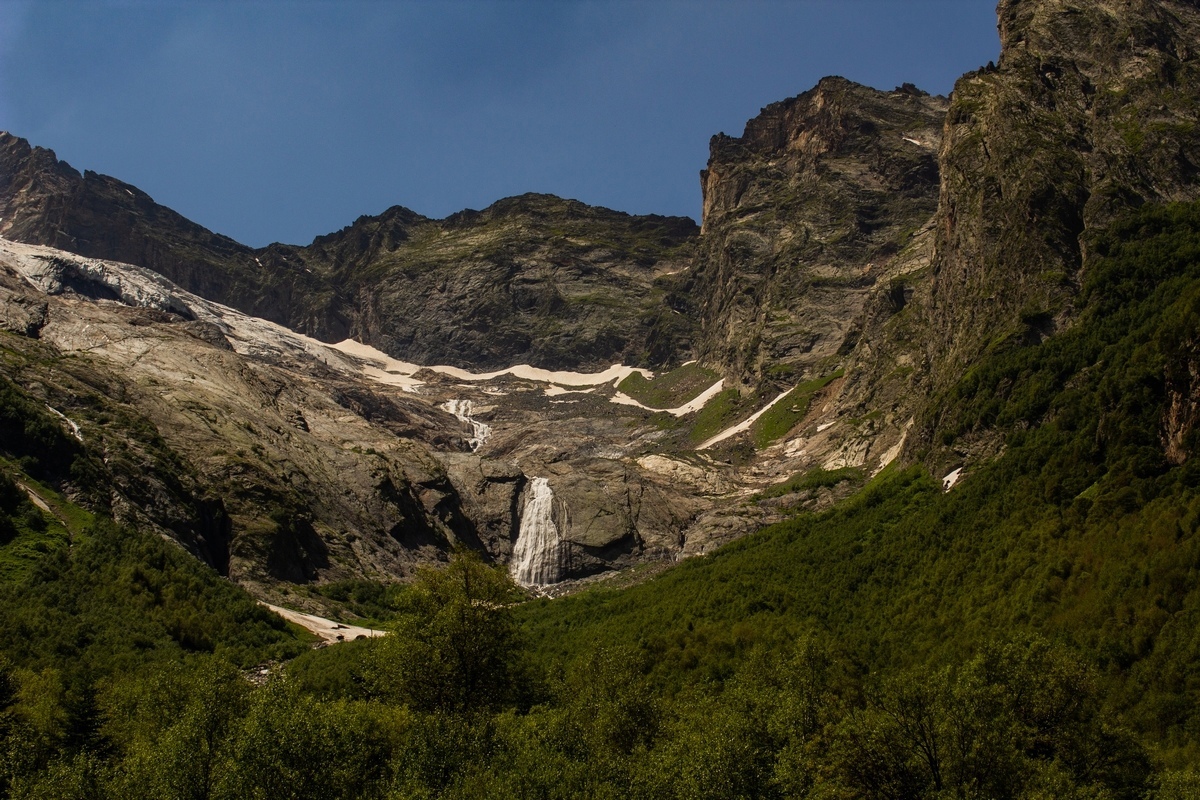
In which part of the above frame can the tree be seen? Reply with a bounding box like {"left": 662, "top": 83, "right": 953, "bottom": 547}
{"left": 371, "top": 548, "right": 524, "bottom": 714}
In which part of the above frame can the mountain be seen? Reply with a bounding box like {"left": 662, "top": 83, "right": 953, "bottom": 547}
{"left": 916, "top": 0, "right": 1200, "bottom": 463}
{"left": 6, "top": 0, "right": 1200, "bottom": 796}
{"left": 0, "top": 234, "right": 737, "bottom": 599}
{"left": 4, "top": 0, "right": 1195, "bottom": 596}
{"left": 3, "top": 0, "right": 1197, "bottom": 603}
{"left": 689, "top": 77, "right": 946, "bottom": 389}
{"left": 0, "top": 137, "right": 698, "bottom": 371}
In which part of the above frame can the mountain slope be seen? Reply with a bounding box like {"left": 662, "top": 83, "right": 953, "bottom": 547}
{"left": 921, "top": 0, "right": 1200, "bottom": 447}
{"left": 0, "top": 136, "right": 698, "bottom": 371}
{"left": 689, "top": 77, "right": 946, "bottom": 388}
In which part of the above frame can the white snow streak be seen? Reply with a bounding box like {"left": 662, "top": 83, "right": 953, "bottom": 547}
{"left": 696, "top": 386, "right": 795, "bottom": 450}
{"left": 942, "top": 468, "right": 963, "bottom": 491}
{"left": 45, "top": 405, "right": 83, "bottom": 442}
{"left": 610, "top": 378, "right": 727, "bottom": 417}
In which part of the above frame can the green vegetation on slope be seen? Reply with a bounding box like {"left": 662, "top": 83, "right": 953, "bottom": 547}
{"left": 750, "top": 370, "right": 843, "bottom": 448}
{"left": 684, "top": 387, "right": 743, "bottom": 444}
{"left": 616, "top": 362, "right": 720, "bottom": 409}
{"left": 0, "top": 468, "right": 91, "bottom": 582}
{"left": 519, "top": 200, "right": 1200, "bottom": 759}
{"left": 755, "top": 465, "right": 865, "bottom": 501}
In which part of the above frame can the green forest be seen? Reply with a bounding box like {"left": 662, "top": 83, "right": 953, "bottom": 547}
{"left": 4, "top": 202, "right": 1200, "bottom": 798}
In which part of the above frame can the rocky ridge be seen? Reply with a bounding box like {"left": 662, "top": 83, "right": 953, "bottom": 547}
{"left": 911, "top": 0, "right": 1200, "bottom": 469}
{"left": 689, "top": 77, "right": 946, "bottom": 389}
{"left": 0, "top": 138, "right": 699, "bottom": 371}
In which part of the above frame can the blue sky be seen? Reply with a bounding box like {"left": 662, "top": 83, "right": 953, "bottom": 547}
{"left": 0, "top": 1, "right": 999, "bottom": 247}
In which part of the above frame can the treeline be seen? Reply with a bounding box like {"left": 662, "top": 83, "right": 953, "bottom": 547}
{"left": 2, "top": 550, "right": 1189, "bottom": 799}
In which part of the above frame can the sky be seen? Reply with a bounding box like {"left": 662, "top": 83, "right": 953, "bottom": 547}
{"left": 0, "top": 1, "right": 1000, "bottom": 248}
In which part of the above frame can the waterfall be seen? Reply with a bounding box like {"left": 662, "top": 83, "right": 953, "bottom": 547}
{"left": 510, "top": 477, "right": 566, "bottom": 587}
{"left": 441, "top": 399, "right": 491, "bottom": 451}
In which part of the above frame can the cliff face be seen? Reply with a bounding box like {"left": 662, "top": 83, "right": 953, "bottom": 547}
{"left": 315, "top": 195, "right": 698, "bottom": 371}
{"left": 675, "top": 0, "right": 1200, "bottom": 483}
{"left": 0, "top": 238, "right": 507, "bottom": 594}
{"left": 927, "top": 0, "right": 1200, "bottom": 387}
{"left": 689, "top": 77, "right": 947, "bottom": 389}
{"left": 0, "top": 136, "right": 697, "bottom": 371}
{"left": 890, "top": 0, "right": 1200, "bottom": 468}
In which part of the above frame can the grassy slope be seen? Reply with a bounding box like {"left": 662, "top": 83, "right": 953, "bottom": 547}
{"left": 617, "top": 363, "right": 720, "bottom": 409}
{"left": 750, "top": 370, "right": 843, "bottom": 448}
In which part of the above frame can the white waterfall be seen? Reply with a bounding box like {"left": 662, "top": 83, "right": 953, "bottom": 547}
{"left": 510, "top": 477, "right": 566, "bottom": 587}
{"left": 441, "top": 399, "right": 491, "bottom": 451}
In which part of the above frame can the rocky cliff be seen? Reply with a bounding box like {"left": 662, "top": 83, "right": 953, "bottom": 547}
{"left": 912, "top": 0, "right": 1200, "bottom": 463}
{"left": 688, "top": 77, "right": 946, "bottom": 389}
{"left": 313, "top": 194, "right": 697, "bottom": 370}
{"left": 0, "top": 239, "right": 497, "bottom": 601}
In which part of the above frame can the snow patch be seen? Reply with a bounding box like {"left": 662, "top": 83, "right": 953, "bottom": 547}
{"left": 544, "top": 385, "right": 596, "bottom": 397}
{"left": 697, "top": 385, "right": 794, "bottom": 450}
{"left": 876, "top": 418, "right": 915, "bottom": 474}
{"left": 942, "top": 468, "right": 963, "bottom": 491}
{"left": 610, "top": 378, "right": 726, "bottom": 418}
{"left": 45, "top": 405, "right": 83, "bottom": 442}
{"left": 331, "top": 338, "right": 652, "bottom": 390}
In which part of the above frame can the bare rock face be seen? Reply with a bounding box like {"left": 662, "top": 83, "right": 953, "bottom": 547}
{"left": 926, "top": 0, "right": 1200, "bottom": 393}
{"left": 0, "top": 287, "right": 46, "bottom": 336}
{"left": 0, "top": 133, "right": 290, "bottom": 326}
{"left": 892, "top": 0, "right": 1200, "bottom": 471}
{"left": 0, "top": 240, "right": 517, "bottom": 595}
{"left": 688, "top": 77, "right": 947, "bottom": 389}
{"left": 441, "top": 454, "right": 526, "bottom": 558}
{"left": 335, "top": 195, "right": 698, "bottom": 371}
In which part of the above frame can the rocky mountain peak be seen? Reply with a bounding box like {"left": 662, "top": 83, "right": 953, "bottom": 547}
{"left": 700, "top": 78, "right": 945, "bottom": 235}
{"left": 996, "top": 0, "right": 1197, "bottom": 71}
{"left": 691, "top": 77, "right": 946, "bottom": 387}
{"left": 924, "top": 0, "right": 1200, "bottom": 397}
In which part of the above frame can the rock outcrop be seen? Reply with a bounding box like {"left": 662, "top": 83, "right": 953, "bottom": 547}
{"left": 927, "top": 0, "right": 1200, "bottom": 390}
{"left": 688, "top": 77, "right": 947, "bottom": 389}
{"left": 907, "top": 0, "right": 1200, "bottom": 466}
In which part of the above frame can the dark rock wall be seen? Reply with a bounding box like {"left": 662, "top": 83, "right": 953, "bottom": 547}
{"left": 926, "top": 0, "right": 1200, "bottom": 392}
{"left": 688, "top": 77, "right": 947, "bottom": 389}
{"left": 0, "top": 136, "right": 698, "bottom": 371}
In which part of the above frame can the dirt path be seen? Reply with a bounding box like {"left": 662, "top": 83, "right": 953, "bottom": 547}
{"left": 261, "top": 603, "right": 385, "bottom": 644}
